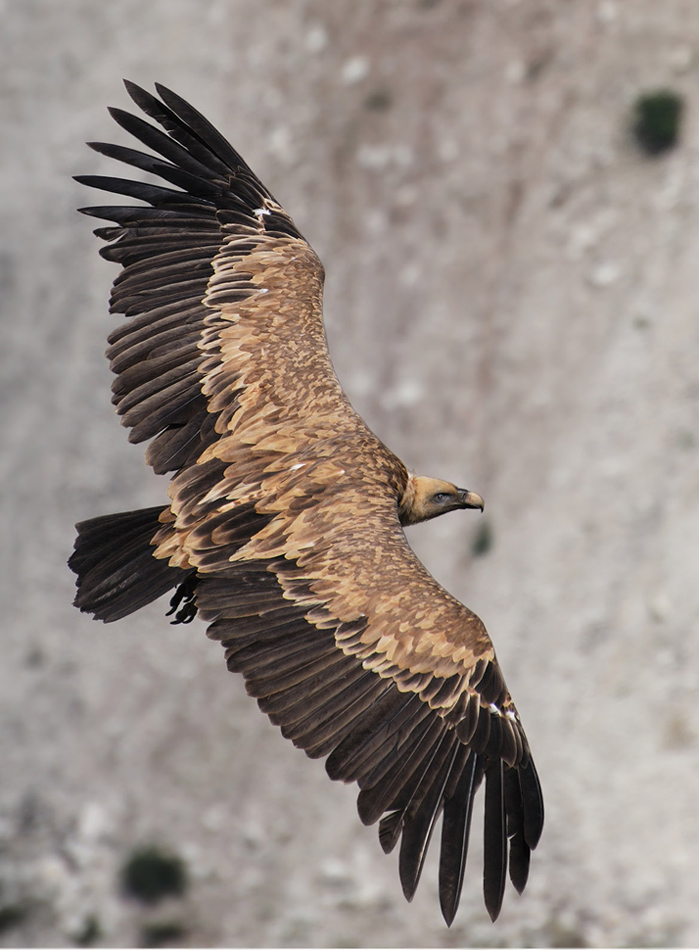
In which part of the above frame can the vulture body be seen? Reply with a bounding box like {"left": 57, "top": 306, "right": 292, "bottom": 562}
{"left": 70, "top": 82, "right": 543, "bottom": 925}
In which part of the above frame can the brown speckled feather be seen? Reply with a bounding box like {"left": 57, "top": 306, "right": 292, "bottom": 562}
{"left": 70, "top": 81, "right": 543, "bottom": 926}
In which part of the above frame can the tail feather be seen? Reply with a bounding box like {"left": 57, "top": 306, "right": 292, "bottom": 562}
{"left": 69, "top": 506, "right": 190, "bottom": 622}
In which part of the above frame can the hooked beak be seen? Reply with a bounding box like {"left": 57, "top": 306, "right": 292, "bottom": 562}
{"left": 458, "top": 488, "right": 485, "bottom": 512}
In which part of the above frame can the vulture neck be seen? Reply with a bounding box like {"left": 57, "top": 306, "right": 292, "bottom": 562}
{"left": 398, "top": 474, "right": 444, "bottom": 527}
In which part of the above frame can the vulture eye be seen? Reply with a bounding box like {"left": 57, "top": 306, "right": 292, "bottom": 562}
{"left": 433, "top": 492, "right": 451, "bottom": 503}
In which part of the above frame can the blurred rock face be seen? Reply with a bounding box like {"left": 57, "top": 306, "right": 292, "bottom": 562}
{"left": 2, "top": 1, "right": 699, "bottom": 946}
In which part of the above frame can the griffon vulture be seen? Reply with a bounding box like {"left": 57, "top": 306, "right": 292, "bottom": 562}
{"left": 69, "top": 81, "right": 543, "bottom": 925}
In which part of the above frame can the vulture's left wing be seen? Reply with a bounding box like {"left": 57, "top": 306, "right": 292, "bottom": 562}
{"left": 76, "top": 80, "right": 331, "bottom": 481}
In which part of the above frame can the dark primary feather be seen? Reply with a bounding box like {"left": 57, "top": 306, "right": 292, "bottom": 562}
{"left": 483, "top": 761, "right": 507, "bottom": 921}
{"left": 439, "top": 750, "right": 479, "bottom": 926}
{"left": 399, "top": 734, "right": 461, "bottom": 901}
{"left": 70, "top": 81, "right": 544, "bottom": 926}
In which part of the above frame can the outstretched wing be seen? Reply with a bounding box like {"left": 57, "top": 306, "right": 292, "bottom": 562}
{"left": 186, "top": 458, "right": 543, "bottom": 925}
{"left": 77, "top": 82, "right": 543, "bottom": 924}
{"left": 77, "top": 79, "right": 343, "bottom": 479}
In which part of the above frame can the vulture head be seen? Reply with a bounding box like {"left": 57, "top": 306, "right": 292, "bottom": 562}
{"left": 399, "top": 475, "right": 484, "bottom": 526}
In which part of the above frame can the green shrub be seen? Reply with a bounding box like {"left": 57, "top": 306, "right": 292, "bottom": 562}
{"left": 120, "top": 845, "right": 188, "bottom": 905}
{"left": 632, "top": 89, "right": 684, "bottom": 155}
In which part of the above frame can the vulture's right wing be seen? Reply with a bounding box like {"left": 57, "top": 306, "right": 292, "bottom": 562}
{"left": 187, "top": 461, "right": 544, "bottom": 925}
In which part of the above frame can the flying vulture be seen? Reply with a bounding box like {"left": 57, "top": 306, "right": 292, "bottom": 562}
{"left": 69, "top": 81, "right": 543, "bottom": 925}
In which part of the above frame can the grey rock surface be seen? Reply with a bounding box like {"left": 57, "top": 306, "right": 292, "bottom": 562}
{"left": 2, "top": 0, "right": 699, "bottom": 945}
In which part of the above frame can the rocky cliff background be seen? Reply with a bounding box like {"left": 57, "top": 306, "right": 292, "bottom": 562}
{"left": 2, "top": 1, "right": 699, "bottom": 946}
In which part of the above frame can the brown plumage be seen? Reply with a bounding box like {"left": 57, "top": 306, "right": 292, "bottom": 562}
{"left": 69, "top": 81, "right": 543, "bottom": 925}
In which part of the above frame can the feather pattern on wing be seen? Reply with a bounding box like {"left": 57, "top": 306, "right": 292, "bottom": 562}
{"left": 70, "top": 81, "right": 544, "bottom": 925}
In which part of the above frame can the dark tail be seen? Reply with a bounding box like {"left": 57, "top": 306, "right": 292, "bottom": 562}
{"left": 69, "top": 506, "right": 191, "bottom": 622}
